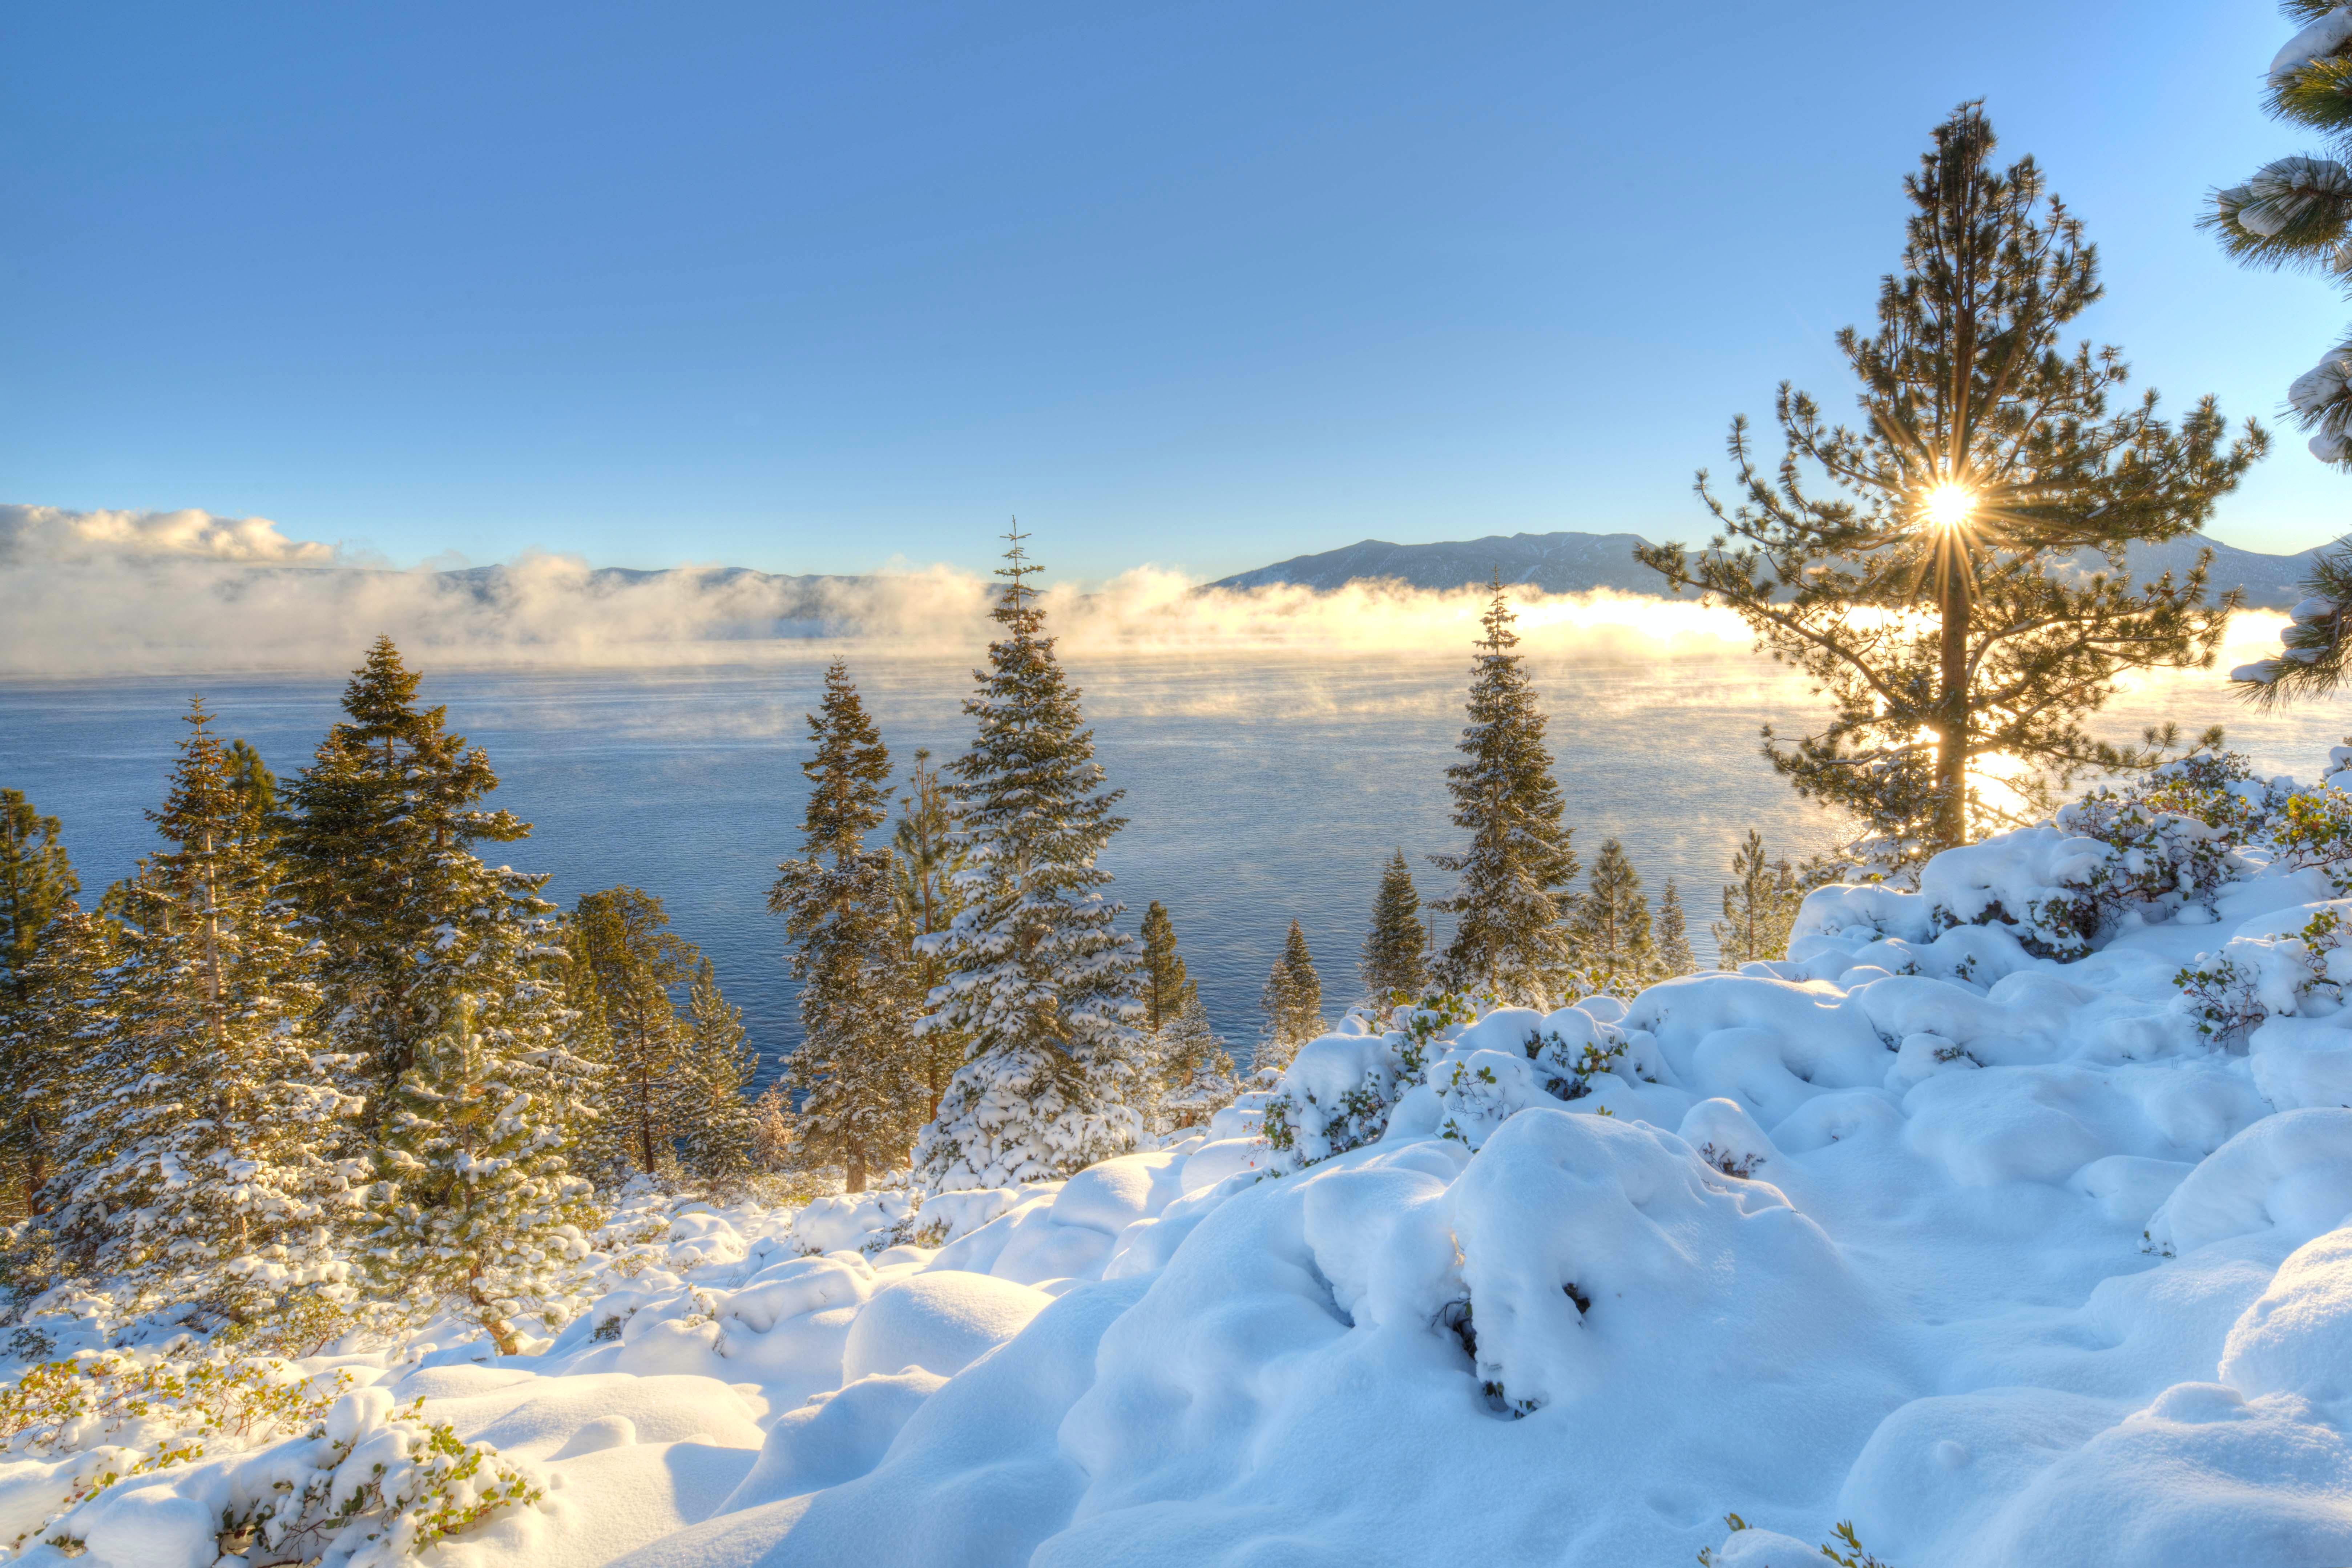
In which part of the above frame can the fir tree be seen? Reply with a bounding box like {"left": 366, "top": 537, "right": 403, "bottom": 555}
{"left": 890, "top": 749, "right": 968, "bottom": 1126}
{"left": 1359, "top": 849, "right": 1430, "bottom": 1007}
{"left": 1713, "top": 829, "right": 1806, "bottom": 969}
{"left": 1428, "top": 584, "right": 1581, "bottom": 1005}
{"left": 50, "top": 701, "right": 359, "bottom": 1317}
{"left": 1653, "top": 878, "right": 1696, "bottom": 980}
{"left": 570, "top": 886, "right": 695, "bottom": 1180}
{"left": 1639, "top": 105, "right": 2263, "bottom": 859}
{"left": 0, "top": 790, "right": 81, "bottom": 1220}
{"left": 1569, "top": 838, "right": 1654, "bottom": 997}
{"left": 1257, "top": 919, "right": 1324, "bottom": 1073}
{"left": 676, "top": 957, "right": 761, "bottom": 1198}
{"left": 1154, "top": 994, "right": 1239, "bottom": 1133}
{"left": 771, "top": 660, "right": 917, "bottom": 1192}
{"left": 276, "top": 637, "right": 534, "bottom": 1130}
{"left": 1138, "top": 900, "right": 1196, "bottom": 1032}
{"left": 912, "top": 531, "right": 1146, "bottom": 1190}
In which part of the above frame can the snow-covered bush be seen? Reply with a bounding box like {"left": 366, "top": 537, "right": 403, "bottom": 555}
{"left": 1259, "top": 997, "right": 1474, "bottom": 1172}
{"left": 1432, "top": 1009, "right": 1629, "bottom": 1148}
{"left": 2175, "top": 905, "right": 2352, "bottom": 1046}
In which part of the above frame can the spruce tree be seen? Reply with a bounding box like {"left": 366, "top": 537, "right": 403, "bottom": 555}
{"left": 1155, "top": 994, "right": 1239, "bottom": 1132}
{"left": 1569, "top": 839, "right": 1654, "bottom": 997}
{"left": 1359, "top": 849, "right": 1430, "bottom": 1007}
{"left": 1653, "top": 878, "right": 1696, "bottom": 980}
{"left": 891, "top": 749, "right": 968, "bottom": 1125}
{"left": 570, "top": 886, "right": 695, "bottom": 1180}
{"left": 1713, "top": 829, "right": 1805, "bottom": 969}
{"left": 277, "top": 637, "right": 533, "bottom": 1130}
{"left": 1257, "top": 920, "right": 1324, "bottom": 1073}
{"left": 1138, "top": 901, "right": 1196, "bottom": 1032}
{"left": 675, "top": 957, "right": 761, "bottom": 1198}
{"left": 771, "top": 660, "right": 917, "bottom": 1193}
{"left": 50, "top": 701, "right": 359, "bottom": 1317}
{"left": 1640, "top": 105, "right": 2262, "bottom": 858}
{"left": 0, "top": 791, "right": 81, "bottom": 1220}
{"left": 1428, "top": 584, "right": 1581, "bottom": 1005}
{"left": 912, "top": 532, "right": 1146, "bottom": 1191}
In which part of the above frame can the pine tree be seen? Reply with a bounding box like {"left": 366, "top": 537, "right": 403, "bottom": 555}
{"left": 1639, "top": 105, "right": 2263, "bottom": 858}
{"left": 50, "top": 701, "right": 359, "bottom": 1317}
{"left": 1569, "top": 839, "right": 1654, "bottom": 997}
{"left": 675, "top": 956, "right": 761, "bottom": 1197}
{"left": 1713, "top": 829, "right": 1806, "bottom": 969}
{"left": 1138, "top": 901, "right": 1196, "bottom": 1032}
{"left": 771, "top": 660, "right": 918, "bottom": 1192}
{"left": 912, "top": 531, "right": 1146, "bottom": 1191}
{"left": 277, "top": 637, "right": 534, "bottom": 1130}
{"left": 223, "top": 740, "right": 277, "bottom": 848}
{"left": 1428, "top": 584, "right": 1581, "bottom": 1005}
{"left": 749, "top": 1085, "right": 796, "bottom": 1173}
{"left": 1653, "top": 878, "right": 1696, "bottom": 980}
{"left": 569, "top": 886, "right": 695, "bottom": 1180}
{"left": 891, "top": 749, "right": 968, "bottom": 1126}
{"left": 1154, "top": 994, "right": 1239, "bottom": 1133}
{"left": 1359, "top": 849, "right": 1430, "bottom": 1008}
{"left": 1257, "top": 920, "right": 1324, "bottom": 1073}
{"left": 0, "top": 790, "right": 81, "bottom": 1221}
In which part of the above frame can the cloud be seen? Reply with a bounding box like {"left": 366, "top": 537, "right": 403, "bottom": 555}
{"left": 0, "top": 504, "right": 338, "bottom": 567}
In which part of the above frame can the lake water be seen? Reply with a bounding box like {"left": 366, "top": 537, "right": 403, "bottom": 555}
{"left": 4, "top": 641, "right": 2341, "bottom": 1080}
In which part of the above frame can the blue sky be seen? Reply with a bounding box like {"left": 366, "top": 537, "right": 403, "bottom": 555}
{"left": 2, "top": 1, "right": 2339, "bottom": 580}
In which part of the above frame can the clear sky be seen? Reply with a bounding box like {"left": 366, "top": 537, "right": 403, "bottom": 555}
{"left": 2, "top": 1, "right": 2340, "bottom": 581}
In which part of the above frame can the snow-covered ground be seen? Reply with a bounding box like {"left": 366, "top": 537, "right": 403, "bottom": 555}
{"left": 22, "top": 757, "right": 2352, "bottom": 1565}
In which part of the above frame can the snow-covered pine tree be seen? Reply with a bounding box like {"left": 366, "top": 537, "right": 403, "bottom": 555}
{"left": 49, "top": 701, "right": 360, "bottom": 1318}
{"left": 0, "top": 790, "right": 81, "bottom": 1221}
{"left": 1428, "top": 584, "right": 1581, "bottom": 1006}
{"left": 911, "top": 532, "right": 1146, "bottom": 1191}
{"left": 276, "top": 638, "right": 535, "bottom": 1131}
{"left": 1256, "top": 920, "right": 1324, "bottom": 1073}
{"left": 771, "top": 660, "right": 919, "bottom": 1193}
{"left": 1569, "top": 838, "right": 1654, "bottom": 997}
{"left": 1138, "top": 901, "right": 1196, "bottom": 1032}
{"left": 569, "top": 886, "right": 695, "bottom": 1181}
{"left": 1154, "top": 994, "right": 1239, "bottom": 1132}
{"left": 1713, "top": 829, "right": 1806, "bottom": 969}
{"left": 1359, "top": 849, "right": 1430, "bottom": 1008}
{"left": 891, "top": 749, "right": 968, "bottom": 1126}
{"left": 675, "top": 955, "right": 761, "bottom": 1197}
{"left": 1653, "top": 878, "right": 1696, "bottom": 980}
{"left": 1639, "top": 105, "right": 2262, "bottom": 856}
{"left": 748, "top": 1085, "right": 795, "bottom": 1173}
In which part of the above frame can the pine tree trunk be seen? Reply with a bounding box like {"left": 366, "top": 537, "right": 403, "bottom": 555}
{"left": 846, "top": 1144, "right": 868, "bottom": 1193}
{"left": 1934, "top": 529, "right": 1972, "bottom": 850}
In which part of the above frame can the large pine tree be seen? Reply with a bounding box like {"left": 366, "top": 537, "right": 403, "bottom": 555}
{"left": 0, "top": 790, "right": 81, "bottom": 1220}
{"left": 1639, "top": 105, "right": 2262, "bottom": 857}
{"left": 1428, "top": 584, "right": 1581, "bottom": 1006}
{"left": 51, "top": 701, "right": 359, "bottom": 1317}
{"left": 1569, "top": 838, "right": 1654, "bottom": 997}
{"left": 912, "top": 532, "right": 1145, "bottom": 1191}
{"left": 1257, "top": 920, "right": 1323, "bottom": 1073}
{"left": 771, "top": 660, "right": 917, "bottom": 1192}
{"left": 1359, "top": 849, "right": 1430, "bottom": 1007}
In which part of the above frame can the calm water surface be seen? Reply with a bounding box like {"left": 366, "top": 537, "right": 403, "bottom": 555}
{"left": 4, "top": 648, "right": 2336, "bottom": 1080}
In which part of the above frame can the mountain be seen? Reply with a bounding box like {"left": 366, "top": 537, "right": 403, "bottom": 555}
{"left": 1210, "top": 529, "right": 2325, "bottom": 608}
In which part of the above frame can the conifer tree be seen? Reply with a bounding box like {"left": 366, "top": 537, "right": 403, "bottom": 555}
{"left": 912, "top": 532, "right": 1146, "bottom": 1190}
{"left": 1428, "top": 584, "right": 1581, "bottom": 1005}
{"left": 0, "top": 791, "right": 81, "bottom": 1220}
{"left": 749, "top": 1084, "right": 796, "bottom": 1173}
{"left": 1712, "top": 829, "right": 1805, "bottom": 968}
{"left": 671, "top": 957, "right": 761, "bottom": 1197}
{"left": 223, "top": 740, "right": 277, "bottom": 847}
{"left": 1653, "top": 878, "right": 1696, "bottom": 980}
{"left": 1640, "top": 105, "right": 2262, "bottom": 858}
{"left": 570, "top": 887, "right": 695, "bottom": 1180}
{"left": 1569, "top": 838, "right": 1654, "bottom": 997}
{"left": 771, "top": 660, "right": 917, "bottom": 1192}
{"left": 1257, "top": 920, "right": 1324, "bottom": 1073}
{"left": 1359, "top": 849, "right": 1430, "bottom": 1007}
{"left": 50, "top": 701, "right": 360, "bottom": 1316}
{"left": 277, "top": 638, "right": 534, "bottom": 1129}
{"left": 1138, "top": 901, "right": 1196, "bottom": 1032}
{"left": 891, "top": 750, "right": 968, "bottom": 1125}
{"left": 1155, "top": 994, "right": 1239, "bottom": 1132}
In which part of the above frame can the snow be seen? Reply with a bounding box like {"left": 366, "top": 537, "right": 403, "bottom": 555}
{"left": 41, "top": 766, "right": 2352, "bottom": 1564}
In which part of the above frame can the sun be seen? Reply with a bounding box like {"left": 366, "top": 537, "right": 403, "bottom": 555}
{"left": 1922, "top": 483, "right": 1977, "bottom": 528}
